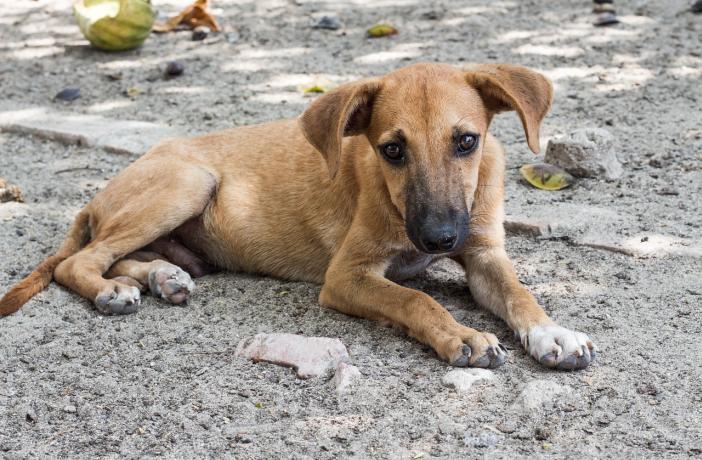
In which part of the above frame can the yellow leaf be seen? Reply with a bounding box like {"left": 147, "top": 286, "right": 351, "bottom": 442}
{"left": 298, "top": 78, "right": 336, "bottom": 94}
{"left": 366, "top": 23, "right": 398, "bottom": 38}
{"left": 520, "top": 163, "right": 574, "bottom": 191}
{"left": 126, "top": 87, "right": 142, "bottom": 98}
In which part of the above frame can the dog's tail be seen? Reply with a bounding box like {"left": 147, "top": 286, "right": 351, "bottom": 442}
{"left": 0, "top": 211, "right": 90, "bottom": 316}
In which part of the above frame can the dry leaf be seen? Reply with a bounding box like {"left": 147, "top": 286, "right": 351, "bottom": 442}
{"left": 153, "top": 0, "right": 220, "bottom": 33}
{"left": 366, "top": 23, "right": 398, "bottom": 38}
{"left": 0, "top": 178, "right": 24, "bottom": 203}
{"left": 520, "top": 163, "right": 574, "bottom": 191}
{"left": 125, "top": 87, "right": 142, "bottom": 98}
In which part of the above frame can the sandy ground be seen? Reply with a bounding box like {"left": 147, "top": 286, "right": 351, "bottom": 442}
{"left": 1, "top": 0, "right": 701, "bottom": 458}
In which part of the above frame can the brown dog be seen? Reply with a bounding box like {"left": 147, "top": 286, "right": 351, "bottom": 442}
{"left": 0, "top": 63, "right": 595, "bottom": 370}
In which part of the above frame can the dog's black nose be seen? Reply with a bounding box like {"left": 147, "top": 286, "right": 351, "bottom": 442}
{"left": 421, "top": 227, "right": 458, "bottom": 253}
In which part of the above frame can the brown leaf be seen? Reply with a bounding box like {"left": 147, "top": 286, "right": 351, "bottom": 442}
{"left": 0, "top": 178, "right": 24, "bottom": 203}
{"left": 153, "top": 0, "right": 220, "bottom": 33}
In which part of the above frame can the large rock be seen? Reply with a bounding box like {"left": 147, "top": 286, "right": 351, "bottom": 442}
{"left": 545, "top": 128, "right": 623, "bottom": 180}
{"left": 235, "top": 333, "right": 349, "bottom": 379}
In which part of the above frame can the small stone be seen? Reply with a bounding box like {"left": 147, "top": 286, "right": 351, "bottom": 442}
{"left": 54, "top": 87, "right": 81, "bottom": 102}
{"left": 312, "top": 16, "right": 342, "bottom": 30}
{"left": 594, "top": 11, "right": 620, "bottom": 26}
{"left": 545, "top": 128, "right": 623, "bottom": 180}
{"left": 420, "top": 9, "right": 442, "bottom": 20}
{"left": 334, "top": 362, "right": 361, "bottom": 394}
{"left": 192, "top": 26, "right": 210, "bottom": 41}
{"left": 235, "top": 333, "right": 349, "bottom": 378}
{"left": 63, "top": 404, "right": 77, "bottom": 414}
{"left": 165, "top": 61, "right": 185, "bottom": 78}
{"left": 226, "top": 32, "right": 240, "bottom": 43}
{"left": 636, "top": 383, "right": 659, "bottom": 396}
{"left": 534, "top": 427, "right": 551, "bottom": 440}
{"left": 441, "top": 368, "right": 494, "bottom": 393}
{"left": 105, "top": 72, "right": 123, "bottom": 81}
{"left": 496, "top": 420, "right": 518, "bottom": 434}
{"left": 25, "top": 408, "right": 37, "bottom": 424}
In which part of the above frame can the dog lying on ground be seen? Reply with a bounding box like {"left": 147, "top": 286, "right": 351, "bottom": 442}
{"left": 0, "top": 63, "right": 596, "bottom": 370}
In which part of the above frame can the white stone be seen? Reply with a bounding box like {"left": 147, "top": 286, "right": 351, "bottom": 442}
{"left": 235, "top": 333, "right": 349, "bottom": 379}
{"left": 0, "top": 105, "right": 181, "bottom": 156}
{"left": 441, "top": 368, "right": 494, "bottom": 393}
{"left": 334, "top": 362, "right": 361, "bottom": 393}
{"left": 545, "top": 128, "right": 623, "bottom": 180}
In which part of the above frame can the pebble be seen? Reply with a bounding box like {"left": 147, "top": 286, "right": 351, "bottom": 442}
{"left": 545, "top": 128, "right": 623, "bottom": 180}
{"left": 312, "top": 16, "right": 342, "bottom": 30}
{"left": 165, "top": 61, "right": 185, "bottom": 78}
{"left": 54, "top": 87, "right": 81, "bottom": 102}
{"left": 192, "top": 26, "right": 210, "bottom": 41}
{"left": 226, "top": 32, "right": 240, "bottom": 44}
{"left": 25, "top": 408, "right": 37, "bottom": 423}
{"left": 441, "top": 368, "right": 494, "bottom": 393}
{"left": 63, "top": 404, "right": 77, "bottom": 414}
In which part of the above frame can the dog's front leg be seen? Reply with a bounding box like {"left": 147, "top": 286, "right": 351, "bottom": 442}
{"left": 320, "top": 244, "right": 507, "bottom": 368}
{"left": 459, "top": 246, "right": 596, "bottom": 370}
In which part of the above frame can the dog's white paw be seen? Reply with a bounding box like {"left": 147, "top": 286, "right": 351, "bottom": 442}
{"left": 521, "top": 325, "right": 596, "bottom": 370}
{"left": 148, "top": 266, "right": 195, "bottom": 304}
{"left": 95, "top": 284, "right": 141, "bottom": 315}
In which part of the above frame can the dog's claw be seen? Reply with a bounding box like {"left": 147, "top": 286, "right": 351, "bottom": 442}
{"left": 451, "top": 344, "right": 473, "bottom": 367}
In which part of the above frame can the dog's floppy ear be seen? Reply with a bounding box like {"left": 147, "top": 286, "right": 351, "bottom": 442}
{"left": 465, "top": 64, "right": 553, "bottom": 154}
{"left": 299, "top": 78, "right": 382, "bottom": 178}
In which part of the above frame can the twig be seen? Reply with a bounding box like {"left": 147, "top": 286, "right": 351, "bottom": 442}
{"left": 54, "top": 166, "right": 103, "bottom": 175}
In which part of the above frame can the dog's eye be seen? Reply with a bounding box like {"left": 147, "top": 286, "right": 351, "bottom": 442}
{"left": 457, "top": 134, "right": 479, "bottom": 155}
{"left": 381, "top": 143, "right": 404, "bottom": 164}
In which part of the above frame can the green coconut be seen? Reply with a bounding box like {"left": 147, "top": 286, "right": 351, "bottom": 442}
{"left": 74, "top": 0, "right": 155, "bottom": 51}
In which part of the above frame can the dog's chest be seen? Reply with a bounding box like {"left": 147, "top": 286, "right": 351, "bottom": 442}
{"left": 385, "top": 250, "right": 441, "bottom": 281}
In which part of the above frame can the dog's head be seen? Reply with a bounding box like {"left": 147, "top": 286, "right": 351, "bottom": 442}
{"left": 300, "top": 63, "right": 552, "bottom": 254}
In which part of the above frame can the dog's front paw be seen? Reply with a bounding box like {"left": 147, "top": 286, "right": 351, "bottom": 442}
{"left": 446, "top": 328, "right": 508, "bottom": 369}
{"left": 95, "top": 284, "right": 141, "bottom": 315}
{"left": 521, "top": 325, "right": 596, "bottom": 370}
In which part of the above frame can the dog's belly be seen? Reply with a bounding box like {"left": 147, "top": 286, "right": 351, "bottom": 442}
{"left": 385, "top": 250, "right": 440, "bottom": 281}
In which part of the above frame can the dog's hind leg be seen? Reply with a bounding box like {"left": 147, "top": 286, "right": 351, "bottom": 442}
{"left": 54, "top": 160, "right": 218, "bottom": 315}
{"left": 106, "top": 251, "right": 195, "bottom": 305}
